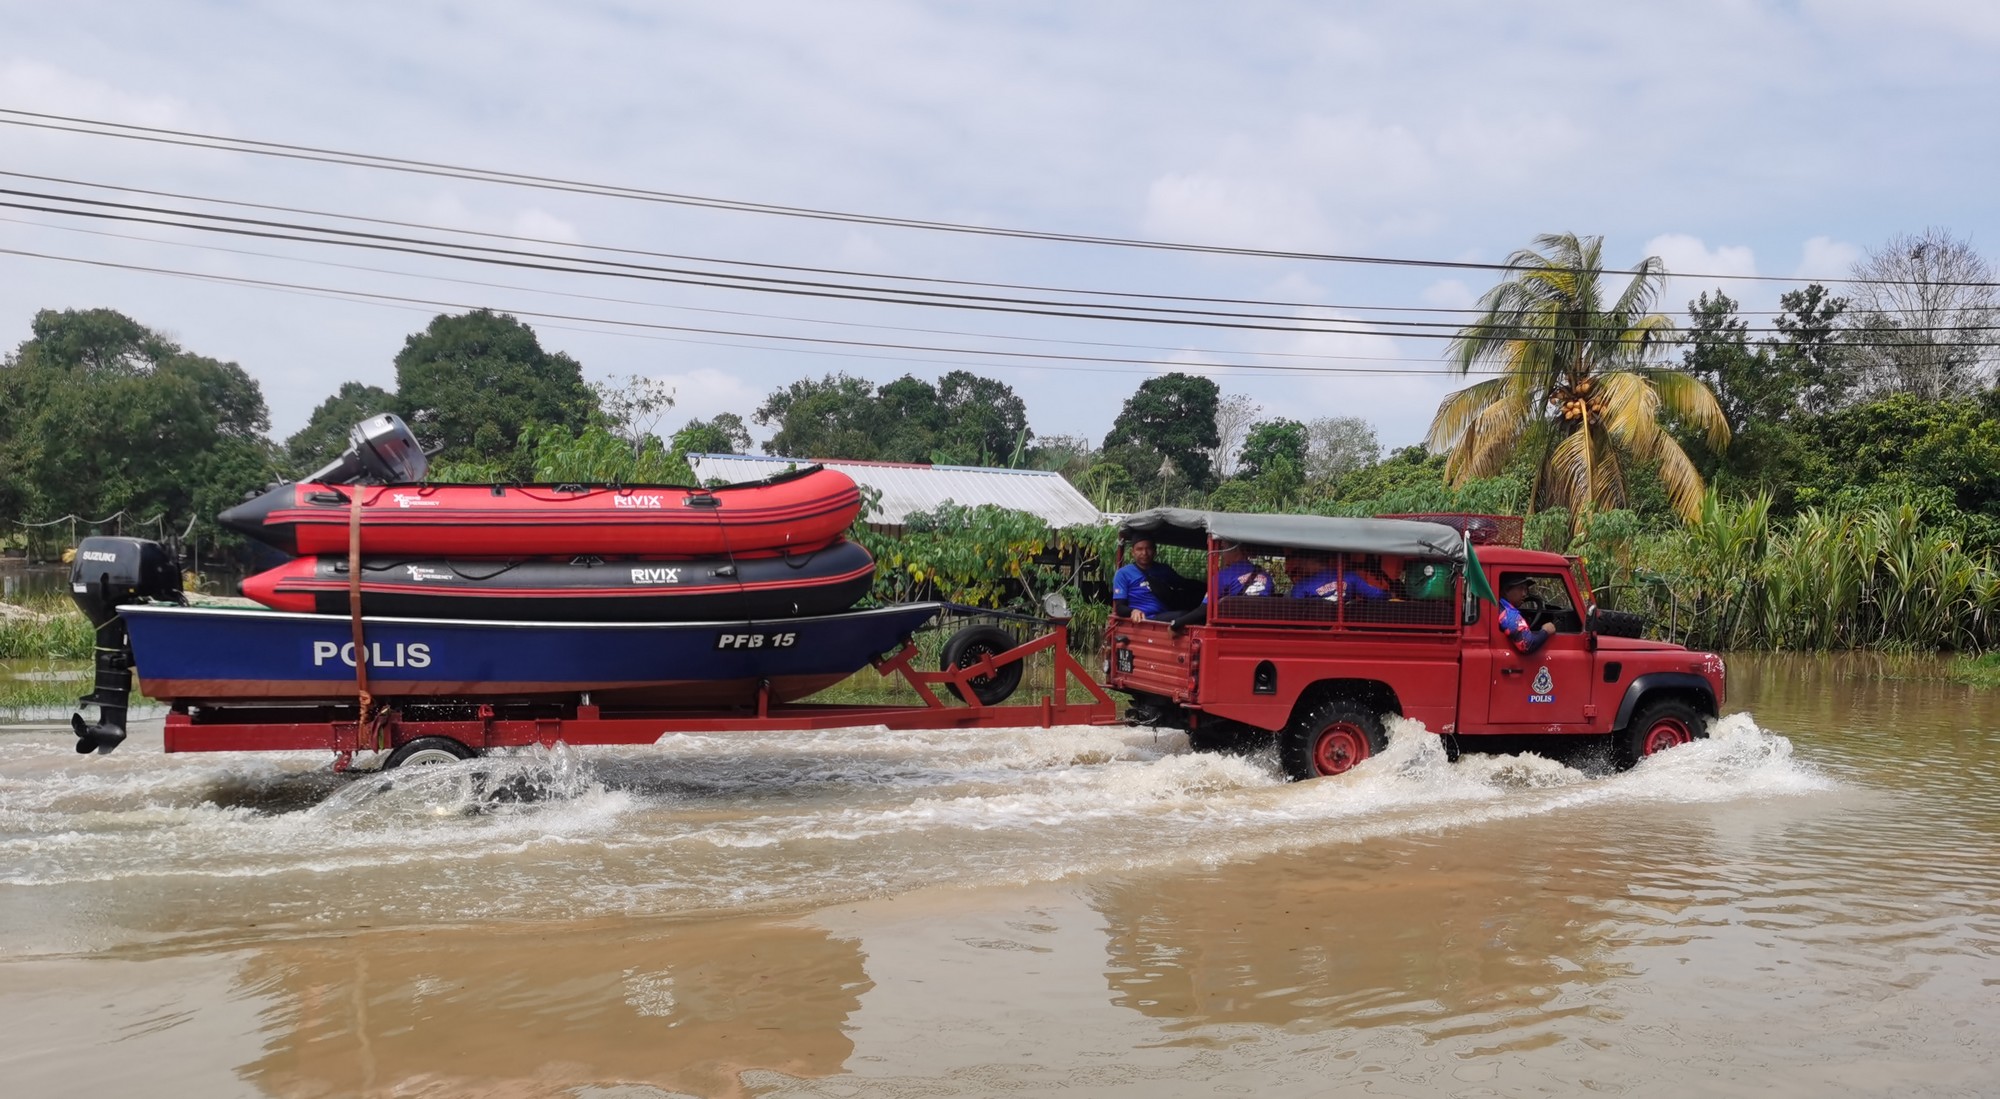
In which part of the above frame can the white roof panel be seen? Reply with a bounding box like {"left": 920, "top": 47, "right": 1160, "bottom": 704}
{"left": 688, "top": 454, "right": 1105, "bottom": 528}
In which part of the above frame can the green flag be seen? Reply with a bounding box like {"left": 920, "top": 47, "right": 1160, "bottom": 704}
{"left": 1464, "top": 543, "right": 1497, "bottom": 605}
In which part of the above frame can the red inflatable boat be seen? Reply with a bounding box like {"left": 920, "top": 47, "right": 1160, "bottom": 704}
{"left": 220, "top": 465, "right": 863, "bottom": 557}
{"left": 239, "top": 538, "right": 877, "bottom": 622}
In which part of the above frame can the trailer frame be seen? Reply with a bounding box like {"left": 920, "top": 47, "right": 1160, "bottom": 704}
{"left": 154, "top": 620, "right": 1120, "bottom": 768}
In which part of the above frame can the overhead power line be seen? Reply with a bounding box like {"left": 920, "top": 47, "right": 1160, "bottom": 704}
{"left": 0, "top": 244, "right": 1534, "bottom": 376}
{"left": 3, "top": 106, "right": 1965, "bottom": 289}
{"left": 0, "top": 169, "right": 1485, "bottom": 317}
{"left": 1, "top": 170, "right": 1926, "bottom": 320}
{"left": 10, "top": 191, "right": 1982, "bottom": 341}
{"left": 0, "top": 213, "right": 1470, "bottom": 365}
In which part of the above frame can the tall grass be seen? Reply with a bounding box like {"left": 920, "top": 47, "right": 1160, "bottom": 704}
{"left": 0, "top": 593, "right": 95, "bottom": 660}
{"left": 1593, "top": 494, "right": 2000, "bottom": 652}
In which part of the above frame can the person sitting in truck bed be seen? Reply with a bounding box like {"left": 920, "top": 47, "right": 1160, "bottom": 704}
{"left": 1215, "top": 543, "right": 1275, "bottom": 599}
{"left": 1498, "top": 576, "right": 1559, "bottom": 654}
{"left": 1113, "top": 538, "right": 1197, "bottom": 621}
{"left": 1165, "top": 544, "right": 1271, "bottom": 630}
{"left": 1288, "top": 554, "right": 1392, "bottom": 601}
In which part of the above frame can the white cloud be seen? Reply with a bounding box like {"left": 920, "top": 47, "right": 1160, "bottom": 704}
{"left": 1140, "top": 172, "right": 1329, "bottom": 251}
{"left": 1794, "top": 236, "right": 1861, "bottom": 281}
{"left": 511, "top": 209, "right": 579, "bottom": 244}
{"left": 1645, "top": 233, "right": 1759, "bottom": 313}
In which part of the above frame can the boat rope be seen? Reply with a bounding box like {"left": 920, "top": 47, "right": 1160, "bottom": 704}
{"left": 346, "top": 488, "right": 384, "bottom": 751}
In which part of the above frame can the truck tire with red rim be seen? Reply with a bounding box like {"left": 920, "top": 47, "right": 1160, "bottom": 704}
{"left": 1279, "top": 698, "right": 1387, "bottom": 781}
{"left": 1615, "top": 697, "right": 1708, "bottom": 769}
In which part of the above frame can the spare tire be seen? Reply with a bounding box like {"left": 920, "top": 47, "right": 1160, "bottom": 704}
{"left": 1592, "top": 608, "right": 1649, "bottom": 639}
{"left": 940, "top": 624, "right": 1024, "bottom": 705}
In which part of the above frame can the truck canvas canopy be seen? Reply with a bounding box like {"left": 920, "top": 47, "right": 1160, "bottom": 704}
{"left": 1117, "top": 508, "right": 1466, "bottom": 560}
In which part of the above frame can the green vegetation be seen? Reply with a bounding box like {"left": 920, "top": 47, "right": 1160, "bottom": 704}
{"left": 850, "top": 496, "right": 1115, "bottom": 646}
{"left": 1429, "top": 232, "right": 1728, "bottom": 523}
{"left": 754, "top": 369, "right": 1032, "bottom": 466}
{"left": 3, "top": 225, "right": 1997, "bottom": 659}
{"left": 1950, "top": 652, "right": 2000, "bottom": 688}
{"left": 0, "top": 594, "right": 94, "bottom": 661}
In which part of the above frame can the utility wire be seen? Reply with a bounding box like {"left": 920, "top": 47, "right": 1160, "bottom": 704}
{"left": 10, "top": 192, "right": 1986, "bottom": 340}
{"left": 0, "top": 213, "right": 1466, "bottom": 365}
{"left": 2, "top": 244, "right": 1534, "bottom": 375}
{"left": 0, "top": 169, "right": 1492, "bottom": 317}
{"left": 0, "top": 170, "right": 1922, "bottom": 319}
{"left": 7, "top": 107, "right": 1974, "bottom": 289}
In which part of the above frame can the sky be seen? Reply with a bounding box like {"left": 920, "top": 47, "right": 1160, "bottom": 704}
{"left": 4, "top": 1, "right": 1997, "bottom": 459}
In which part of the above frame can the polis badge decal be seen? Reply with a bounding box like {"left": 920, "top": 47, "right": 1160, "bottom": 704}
{"left": 1529, "top": 664, "right": 1555, "bottom": 703}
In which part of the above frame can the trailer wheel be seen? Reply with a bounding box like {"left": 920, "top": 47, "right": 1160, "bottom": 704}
{"left": 1614, "top": 697, "right": 1707, "bottom": 769}
{"left": 940, "top": 624, "right": 1024, "bottom": 705}
{"left": 385, "top": 736, "right": 476, "bottom": 769}
{"left": 1279, "top": 698, "right": 1386, "bottom": 781}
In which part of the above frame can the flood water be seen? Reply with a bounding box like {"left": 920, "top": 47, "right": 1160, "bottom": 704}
{"left": 1, "top": 653, "right": 1995, "bottom": 1097}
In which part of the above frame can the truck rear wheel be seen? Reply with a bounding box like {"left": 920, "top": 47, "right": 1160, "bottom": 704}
{"left": 1280, "top": 699, "right": 1386, "bottom": 781}
{"left": 1614, "top": 698, "right": 1707, "bottom": 769}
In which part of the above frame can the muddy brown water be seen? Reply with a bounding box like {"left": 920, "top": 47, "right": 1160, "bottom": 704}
{"left": 1, "top": 653, "right": 1996, "bottom": 1097}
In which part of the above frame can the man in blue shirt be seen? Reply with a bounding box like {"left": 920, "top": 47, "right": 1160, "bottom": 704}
{"left": 1113, "top": 538, "right": 1194, "bottom": 621}
{"left": 1289, "top": 553, "right": 1393, "bottom": 601}
{"left": 1165, "top": 544, "right": 1272, "bottom": 630}
{"left": 1498, "top": 576, "right": 1558, "bottom": 654}
{"left": 1213, "top": 544, "right": 1274, "bottom": 599}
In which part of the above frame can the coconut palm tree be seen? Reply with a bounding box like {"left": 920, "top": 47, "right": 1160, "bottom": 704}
{"left": 1426, "top": 232, "right": 1729, "bottom": 523}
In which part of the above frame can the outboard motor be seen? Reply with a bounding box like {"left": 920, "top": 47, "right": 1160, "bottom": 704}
{"left": 222, "top": 414, "right": 431, "bottom": 551}
{"left": 68, "top": 536, "right": 183, "bottom": 755}
{"left": 303, "top": 413, "right": 429, "bottom": 485}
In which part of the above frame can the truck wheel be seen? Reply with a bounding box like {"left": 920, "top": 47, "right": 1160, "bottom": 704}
{"left": 940, "top": 624, "right": 1024, "bottom": 705}
{"left": 1614, "top": 698, "right": 1707, "bottom": 769}
{"left": 1279, "top": 699, "right": 1387, "bottom": 781}
{"left": 385, "top": 736, "right": 476, "bottom": 769}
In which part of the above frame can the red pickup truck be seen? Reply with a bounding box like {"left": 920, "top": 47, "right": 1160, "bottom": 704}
{"left": 1103, "top": 510, "right": 1726, "bottom": 780}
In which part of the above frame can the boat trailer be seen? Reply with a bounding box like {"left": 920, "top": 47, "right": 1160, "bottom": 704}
{"left": 148, "top": 616, "right": 1120, "bottom": 768}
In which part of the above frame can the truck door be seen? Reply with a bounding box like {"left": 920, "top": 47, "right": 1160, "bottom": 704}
{"left": 1483, "top": 570, "right": 1593, "bottom": 728}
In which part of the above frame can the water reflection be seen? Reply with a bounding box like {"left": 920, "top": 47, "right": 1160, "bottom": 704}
{"left": 1, "top": 654, "right": 1996, "bottom": 1097}
{"left": 1090, "top": 839, "right": 1645, "bottom": 1052}
{"left": 235, "top": 919, "right": 870, "bottom": 1098}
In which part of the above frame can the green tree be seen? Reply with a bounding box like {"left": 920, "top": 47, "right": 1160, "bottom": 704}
{"left": 285, "top": 381, "right": 396, "bottom": 476}
{"left": 1427, "top": 232, "right": 1729, "bottom": 523}
{"left": 873, "top": 374, "right": 942, "bottom": 462}
{"left": 670, "top": 413, "right": 753, "bottom": 456}
{"left": 394, "top": 309, "right": 595, "bottom": 474}
{"left": 0, "top": 307, "right": 276, "bottom": 545}
{"left": 1805, "top": 394, "right": 2000, "bottom": 517}
{"left": 1238, "top": 419, "right": 1308, "bottom": 480}
{"left": 1681, "top": 290, "right": 1779, "bottom": 430}
{"left": 1102, "top": 372, "right": 1222, "bottom": 490}
{"left": 1772, "top": 284, "right": 1855, "bottom": 415}
{"left": 755, "top": 372, "right": 885, "bottom": 459}
{"left": 934, "top": 370, "right": 1032, "bottom": 466}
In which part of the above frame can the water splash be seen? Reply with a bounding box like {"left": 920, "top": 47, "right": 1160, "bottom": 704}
{"left": 0, "top": 712, "right": 1829, "bottom": 946}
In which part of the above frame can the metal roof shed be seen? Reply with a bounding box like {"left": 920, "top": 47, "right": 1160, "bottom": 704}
{"left": 687, "top": 454, "right": 1105, "bottom": 531}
